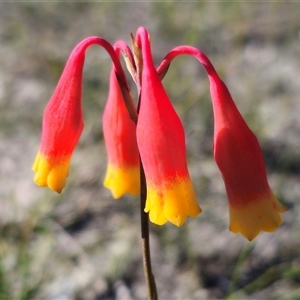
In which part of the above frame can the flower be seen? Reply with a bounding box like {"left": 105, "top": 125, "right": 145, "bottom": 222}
{"left": 32, "top": 41, "right": 86, "bottom": 193}
{"left": 209, "top": 72, "right": 287, "bottom": 240}
{"left": 32, "top": 37, "right": 133, "bottom": 194}
{"left": 136, "top": 28, "right": 201, "bottom": 227}
{"left": 157, "top": 45, "right": 287, "bottom": 238}
{"left": 102, "top": 68, "right": 140, "bottom": 198}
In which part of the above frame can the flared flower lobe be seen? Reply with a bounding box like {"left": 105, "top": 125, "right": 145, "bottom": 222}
{"left": 33, "top": 41, "right": 86, "bottom": 193}
{"left": 32, "top": 153, "right": 71, "bottom": 193}
{"left": 102, "top": 69, "right": 140, "bottom": 199}
{"left": 209, "top": 73, "right": 287, "bottom": 240}
{"left": 136, "top": 29, "right": 201, "bottom": 226}
{"left": 229, "top": 190, "right": 287, "bottom": 241}
{"left": 145, "top": 177, "right": 200, "bottom": 227}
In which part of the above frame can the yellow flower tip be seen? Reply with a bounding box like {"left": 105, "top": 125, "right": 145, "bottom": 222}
{"left": 103, "top": 163, "right": 140, "bottom": 199}
{"left": 148, "top": 208, "right": 168, "bottom": 226}
{"left": 32, "top": 152, "right": 41, "bottom": 172}
{"left": 228, "top": 192, "right": 287, "bottom": 241}
{"left": 145, "top": 177, "right": 201, "bottom": 227}
{"left": 145, "top": 199, "right": 168, "bottom": 225}
{"left": 32, "top": 153, "right": 70, "bottom": 193}
{"left": 46, "top": 164, "right": 69, "bottom": 193}
{"left": 173, "top": 214, "right": 186, "bottom": 227}
{"left": 33, "top": 153, "right": 50, "bottom": 187}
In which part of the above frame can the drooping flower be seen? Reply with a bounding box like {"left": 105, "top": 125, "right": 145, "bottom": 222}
{"left": 209, "top": 72, "right": 287, "bottom": 241}
{"left": 102, "top": 68, "right": 140, "bottom": 198}
{"left": 157, "top": 45, "right": 287, "bottom": 239}
{"left": 32, "top": 37, "right": 131, "bottom": 194}
{"left": 135, "top": 28, "right": 202, "bottom": 227}
{"left": 32, "top": 41, "right": 87, "bottom": 193}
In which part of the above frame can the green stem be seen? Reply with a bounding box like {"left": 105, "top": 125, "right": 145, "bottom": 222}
{"left": 140, "top": 160, "right": 158, "bottom": 300}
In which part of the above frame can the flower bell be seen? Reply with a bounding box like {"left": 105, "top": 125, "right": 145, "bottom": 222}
{"left": 102, "top": 68, "right": 140, "bottom": 198}
{"left": 32, "top": 36, "right": 131, "bottom": 194}
{"left": 32, "top": 41, "right": 86, "bottom": 193}
{"left": 135, "top": 28, "right": 202, "bottom": 227}
{"left": 157, "top": 46, "right": 287, "bottom": 239}
{"left": 209, "top": 72, "right": 287, "bottom": 241}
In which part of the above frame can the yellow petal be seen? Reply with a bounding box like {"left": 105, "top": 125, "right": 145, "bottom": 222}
{"left": 229, "top": 191, "right": 287, "bottom": 241}
{"left": 103, "top": 163, "right": 140, "bottom": 199}
{"left": 144, "top": 194, "right": 168, "bottom": 225}
{"left": 47, "top": 163, "right": 70, "bottom": 193}
{"left": 33, "top": 153, "right": 51, "bottom": 187}
{"left": 33, "top": 152, "right": 70, "bottom": 193}
{"left": 145, "top": 177, "right": 202, "bottom": 227}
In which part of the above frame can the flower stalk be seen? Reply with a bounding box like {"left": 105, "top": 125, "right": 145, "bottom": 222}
{"left": 140, "top": 161, "right": 158, "bottom": 300}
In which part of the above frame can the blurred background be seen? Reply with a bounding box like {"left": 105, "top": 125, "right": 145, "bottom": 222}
{"left": 0, "top": 1, "right": 300, "bottom": 299}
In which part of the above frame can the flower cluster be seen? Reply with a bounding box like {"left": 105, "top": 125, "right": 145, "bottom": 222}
{"left": 32, "top": 27, "right": 286, "bottom": 240}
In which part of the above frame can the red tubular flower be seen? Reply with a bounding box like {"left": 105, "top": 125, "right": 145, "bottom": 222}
{"left": 32, "top": 41, "right": 87, "bottom": 193}
{"left": 102, "top": 67, "right": 140, "bottom": 198}
{"left": 32, "top": 37, "right": 130, "bottom": 194}
{"left": 210, "top": 72, "right": 287, "bottom": 240}
{"left": 158, "top": 46, "right": 287, "bottom": 239}
{"left": 135, "top": 28, "right": 201, "bottom": 226}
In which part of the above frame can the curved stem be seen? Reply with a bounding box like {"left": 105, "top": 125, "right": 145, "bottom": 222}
{"left": 157, "top": 45, "right": 218, "bottom": 79}
{"left": 74, "top": 36, "right": 128, "bottom": 88}
{"left": 114, "top": 40, "right": 135, "bottom": 67}
{"left": 74, "top": 36, "right": 138, "bottom": 123}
